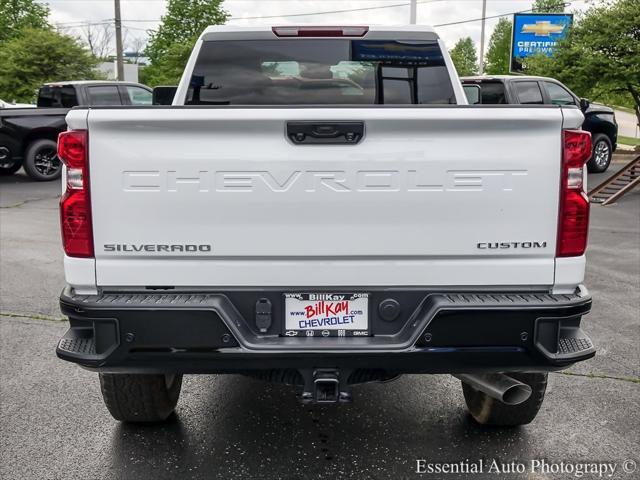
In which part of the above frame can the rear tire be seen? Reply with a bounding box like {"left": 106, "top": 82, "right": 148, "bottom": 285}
{"left": 0, "top": 146, "right": 21, "bottom": 175}
{"left": 461, "top": 372, "right": 547, "bottom": 426}
{"left": 587, "top": 133, "right": 612, "bottom": 173}
{"left": 99, "top": 373, "right": 183, "bottom": 423}
{"left": 23, "top": 139, "right": 62, "bottom": 181}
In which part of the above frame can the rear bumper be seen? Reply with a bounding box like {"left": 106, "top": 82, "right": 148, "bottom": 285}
{"left": 57, "top": 287, "right": 596, "bottom": 374}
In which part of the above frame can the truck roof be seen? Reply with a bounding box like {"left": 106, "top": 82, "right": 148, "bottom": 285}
{"left": 460, "top": 75, "right": 559, "bottom": 82}
{"left": 200, "top": 24, "right": 438, "bottom": 39}
{"left": 43, "top": 80, "right": 148, "bottom": 87}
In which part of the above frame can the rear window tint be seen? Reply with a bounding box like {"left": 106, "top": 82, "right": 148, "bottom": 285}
{"left": 186, "top": 39, "right": 456, "bottom": 105}
{"left": 37, "top": 86, "right": 78, "bottom": 107}
{"left": 474, "top": 81, "right": 507, "bottom": 104}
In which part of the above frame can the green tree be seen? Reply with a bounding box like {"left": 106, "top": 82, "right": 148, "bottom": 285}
{"left": 0, "top": 0, "right": 50, "bottom": 42}
{"left": 0, "top": 28, "right": 100, "bottom": 102}
{"left": 139, "top": 42, "right": 194, "bottom": 87}
{"left": 449, "top": 37, "right": 478, "bottom": 76}
{"left": 484, "top": 17, "right": 512, "bottom": 74}
{"left": 526, "top": 0, "right": 640, "bottom": 125}
{"left": 533, "top": 0, "right": 565, "bottom": 13}
{"left": 143, "top": 0, "right": 228, "bottom": 85}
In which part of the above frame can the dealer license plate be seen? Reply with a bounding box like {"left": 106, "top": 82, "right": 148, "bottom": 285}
{"left": 283, "top": 293, "right": 369, "bottom": 337}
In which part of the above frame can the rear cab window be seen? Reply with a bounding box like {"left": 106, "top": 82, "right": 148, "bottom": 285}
{"left": 469, "top": 81, "right": 508, "bottom": 104}
{"left": 37, "top": 85, "right": 78, "bottom": 107}
{"left": 186, "top": 38, "right": 456, "bottom": 105}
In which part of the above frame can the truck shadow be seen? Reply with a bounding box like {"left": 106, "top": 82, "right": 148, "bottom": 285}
{"left": 0, "top": 170, "right": 30, "bottom": 183}
{"left": 107, "top": 374, "right": 531, "bottom": 479}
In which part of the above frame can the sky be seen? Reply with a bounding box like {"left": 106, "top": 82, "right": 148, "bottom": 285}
{"left": 42, "top": 0, "right": 593, "bottom": 56}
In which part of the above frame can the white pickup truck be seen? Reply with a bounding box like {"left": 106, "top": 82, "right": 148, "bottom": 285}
{"left": 56, "top": 25, "right": 595, "bottom": 425}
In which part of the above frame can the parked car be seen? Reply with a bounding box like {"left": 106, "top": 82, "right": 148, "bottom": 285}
{"left": 56, "top": 25, "right": 595, "bottom": 426}
{"left": 0, "top": 81, "right": 152, "bottom": 180}
{"left": 461, "top": 75, "right": 618, "bottom": 173}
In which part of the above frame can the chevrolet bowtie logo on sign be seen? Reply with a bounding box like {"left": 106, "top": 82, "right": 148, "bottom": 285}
{"left": 511, "top": 13, "right": 573, "bottom": 72}
{"left": 521, "top": 21, "right": 566, "bottom": 37}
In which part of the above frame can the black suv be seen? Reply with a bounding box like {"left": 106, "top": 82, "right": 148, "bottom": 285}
{"left": 461, "top": 75, "right": 618, "bottom": 173}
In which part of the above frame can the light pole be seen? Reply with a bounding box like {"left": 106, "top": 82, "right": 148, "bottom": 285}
{"left": 478, "top": 0, "right": 487, "bottom": 74}
{"left": 114, "top": 0, "right": 124, "bottom": 81}
{"left": 410, "top": 0, "right": 417, "bottom": 24}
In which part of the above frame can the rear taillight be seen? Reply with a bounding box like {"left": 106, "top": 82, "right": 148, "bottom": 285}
{"left": 557, "top": 129, "right": 591, "bottom": 257}
{"left": 58, "top": 130, "right": 93, "bottom": 257}
{"left": 272, "top": 26, "right": 369, "bottom": 37}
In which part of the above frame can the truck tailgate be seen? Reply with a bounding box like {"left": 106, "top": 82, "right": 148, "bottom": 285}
{"left": 83, "top": 107, "right": 563, "bottom": 287}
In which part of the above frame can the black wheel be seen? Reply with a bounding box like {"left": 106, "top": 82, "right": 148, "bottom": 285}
{"left": 23, "top": 139, "right": 62, "bottom": 181}
{"left": 587, "top": 133, "right": 612, "bottom": 173}
{"left": 461, "top": 372, "right": 547, "bottom": 426}
{"left": 99, "top": 373, "right": 183, "bottom": 423}
{"left": 0, "top": 146, "right": 21, "bottom": 175}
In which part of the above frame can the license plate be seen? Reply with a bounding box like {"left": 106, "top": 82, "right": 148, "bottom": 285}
{"left": 283, "top": 293, "right": 369, "bottom": 337}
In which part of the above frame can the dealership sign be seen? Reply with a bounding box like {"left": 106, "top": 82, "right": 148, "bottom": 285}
{"left": 510, "top": 13, "right": 573, "bottom": 72}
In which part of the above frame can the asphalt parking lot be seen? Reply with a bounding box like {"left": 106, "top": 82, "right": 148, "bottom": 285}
{"left": 1, "top": 163, "right": 638, "bottom": 480}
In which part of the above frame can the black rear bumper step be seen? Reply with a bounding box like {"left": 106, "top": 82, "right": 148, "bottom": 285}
{"left": 57, "top": 287, "right": 596, "bottom": 373}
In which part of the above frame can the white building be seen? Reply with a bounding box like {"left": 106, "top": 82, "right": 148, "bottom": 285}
{"left": 97, "top": 62, "right": 140, "bottom": 83}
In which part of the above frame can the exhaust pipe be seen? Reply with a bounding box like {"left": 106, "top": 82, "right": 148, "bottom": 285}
{"left": 454, "top": 373, "right": 532, "bottom": 405}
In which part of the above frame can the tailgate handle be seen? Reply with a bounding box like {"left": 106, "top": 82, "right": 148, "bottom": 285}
{"left": 287, "top": 121, "right": 364, "bottom": 145}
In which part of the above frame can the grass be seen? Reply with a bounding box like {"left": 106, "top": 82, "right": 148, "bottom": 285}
{"left": 618, "top": 135, "right": 640, "bottom": 147}
{"left": 611, "top": 105, "right": 635, "bottom": 114}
